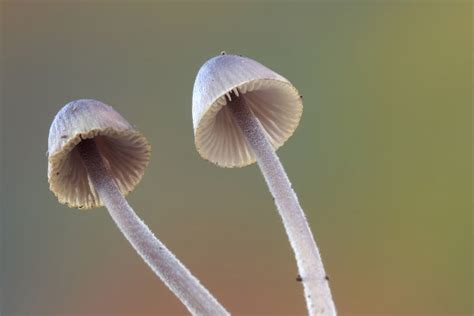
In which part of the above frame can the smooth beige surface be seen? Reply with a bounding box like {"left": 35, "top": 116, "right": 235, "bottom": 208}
{"left": 48, "top": 99, "right": 151, "bottom": 208}
{"left": 193, "top": 55, "right": 302, "bottom": 168}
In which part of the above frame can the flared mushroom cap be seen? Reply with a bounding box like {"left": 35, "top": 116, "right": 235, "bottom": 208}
{"left": 192, "top": 54, "right": 303, "bottom": 168}
{"left": 47, "top": 99, "right": 151, "bottom": 209}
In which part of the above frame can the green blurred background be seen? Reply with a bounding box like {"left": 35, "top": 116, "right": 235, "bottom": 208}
{"left": 1, "top": 1, "right": 472, "bottom": 315}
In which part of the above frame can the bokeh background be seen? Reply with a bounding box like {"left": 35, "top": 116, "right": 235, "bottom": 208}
{"left": 1, "top": 1, "right": 472, "bottom": 315}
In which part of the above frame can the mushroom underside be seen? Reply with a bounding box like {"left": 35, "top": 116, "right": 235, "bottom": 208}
{"left": 49, "top": 133, "right": 149, "bottom": 209}
{"left": 196, "top": 81, "right": 302, "bottom": 168}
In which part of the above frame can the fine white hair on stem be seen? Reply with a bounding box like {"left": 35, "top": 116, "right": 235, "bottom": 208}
{"left": 48, "top": 100, "right": 229, "bottom": 315}
{"left": 227, "top": 92, "right": 336, "bottom": 316}
{"left": 192, "top": 54, "right": 337, "bottom": 315}
{"left": 77, "top": 139, "right": 229, "bottom": 316}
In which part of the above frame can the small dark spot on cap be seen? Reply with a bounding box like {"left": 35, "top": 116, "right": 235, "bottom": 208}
{"left": 56, "top": 172, "right": 60, "bottom": 176}
{"left": 296, "top": 274, "right": 303, "bottom": 282}
{"left": 220, "top": 51, "right": 227, "bottom": 55}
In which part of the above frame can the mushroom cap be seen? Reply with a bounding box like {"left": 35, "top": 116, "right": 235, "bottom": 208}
{"left": 192, "top": 54, "right": 303, "bottom": 168}
{"left": 47, "top": 99, "right": 151, "bottom": 209}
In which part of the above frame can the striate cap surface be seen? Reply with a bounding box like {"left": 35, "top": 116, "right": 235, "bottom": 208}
{"left": 192, "top": 54, "right": 303, "bottom": 168}
{"left": 47, "top": 99, "right": 151, "bottom": 209}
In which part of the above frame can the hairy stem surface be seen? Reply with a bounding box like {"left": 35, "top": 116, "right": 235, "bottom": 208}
{"left": 78, "top": 139, "right": 229, "bottom": 316}
{"left": 228, "top": 97, "right": 336, "bottom": 316}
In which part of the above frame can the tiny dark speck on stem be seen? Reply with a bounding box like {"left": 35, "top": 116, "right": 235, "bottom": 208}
{"left": 296, "top": 274, "right": 303, "bottom": 282}
{"left": 61, "top": 135, "right": 68, "bottom": 139}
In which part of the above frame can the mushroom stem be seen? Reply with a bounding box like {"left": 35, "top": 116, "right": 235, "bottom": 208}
{"left": 77, "top": 138, "right": 229, "bottom": 316}
{"left": 228, "top": 97, "right": 336, "bottom": 316}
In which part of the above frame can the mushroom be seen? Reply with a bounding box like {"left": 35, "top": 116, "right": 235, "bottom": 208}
{"left": 48, "top": 99, "right": 229, "bottom": 315}
{"left": 192, "top": 55, "right": 336, "bottom": 315}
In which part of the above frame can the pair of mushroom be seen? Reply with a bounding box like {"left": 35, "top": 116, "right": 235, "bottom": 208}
{"left": 47, "top": 54, "right": 336, "bottom": 315}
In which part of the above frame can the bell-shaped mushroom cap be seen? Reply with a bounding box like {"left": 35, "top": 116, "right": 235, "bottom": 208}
{"left": 47, "top": 99, "right": 151, "bottom": 209}
{"left": 192, "top": 54, "right": 303, "bottom": 168}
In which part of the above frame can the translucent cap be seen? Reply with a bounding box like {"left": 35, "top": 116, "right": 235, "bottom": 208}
{"left": 192, "top": 54, "right": 303, "bottom": 168}
{"left": 47, "top": 99, "right": 151, "bottom": 209}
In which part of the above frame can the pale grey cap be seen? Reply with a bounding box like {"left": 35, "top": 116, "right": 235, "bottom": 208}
{"left": 47, "top": 99, "right": 151, "bottom": 209}
{"left": 192, "top": 54, "right": 303, "bottom": 168}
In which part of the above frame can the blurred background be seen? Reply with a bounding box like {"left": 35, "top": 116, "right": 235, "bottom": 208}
{"left": 1, "top": 1, "right": 472, "bottom": 315}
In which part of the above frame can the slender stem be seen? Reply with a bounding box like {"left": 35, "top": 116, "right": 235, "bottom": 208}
{"left": 228, "top": 97, "right": 337, "bottom": 316}
{"left": 77, "top": 139, "right": 229, "bottom": 316}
